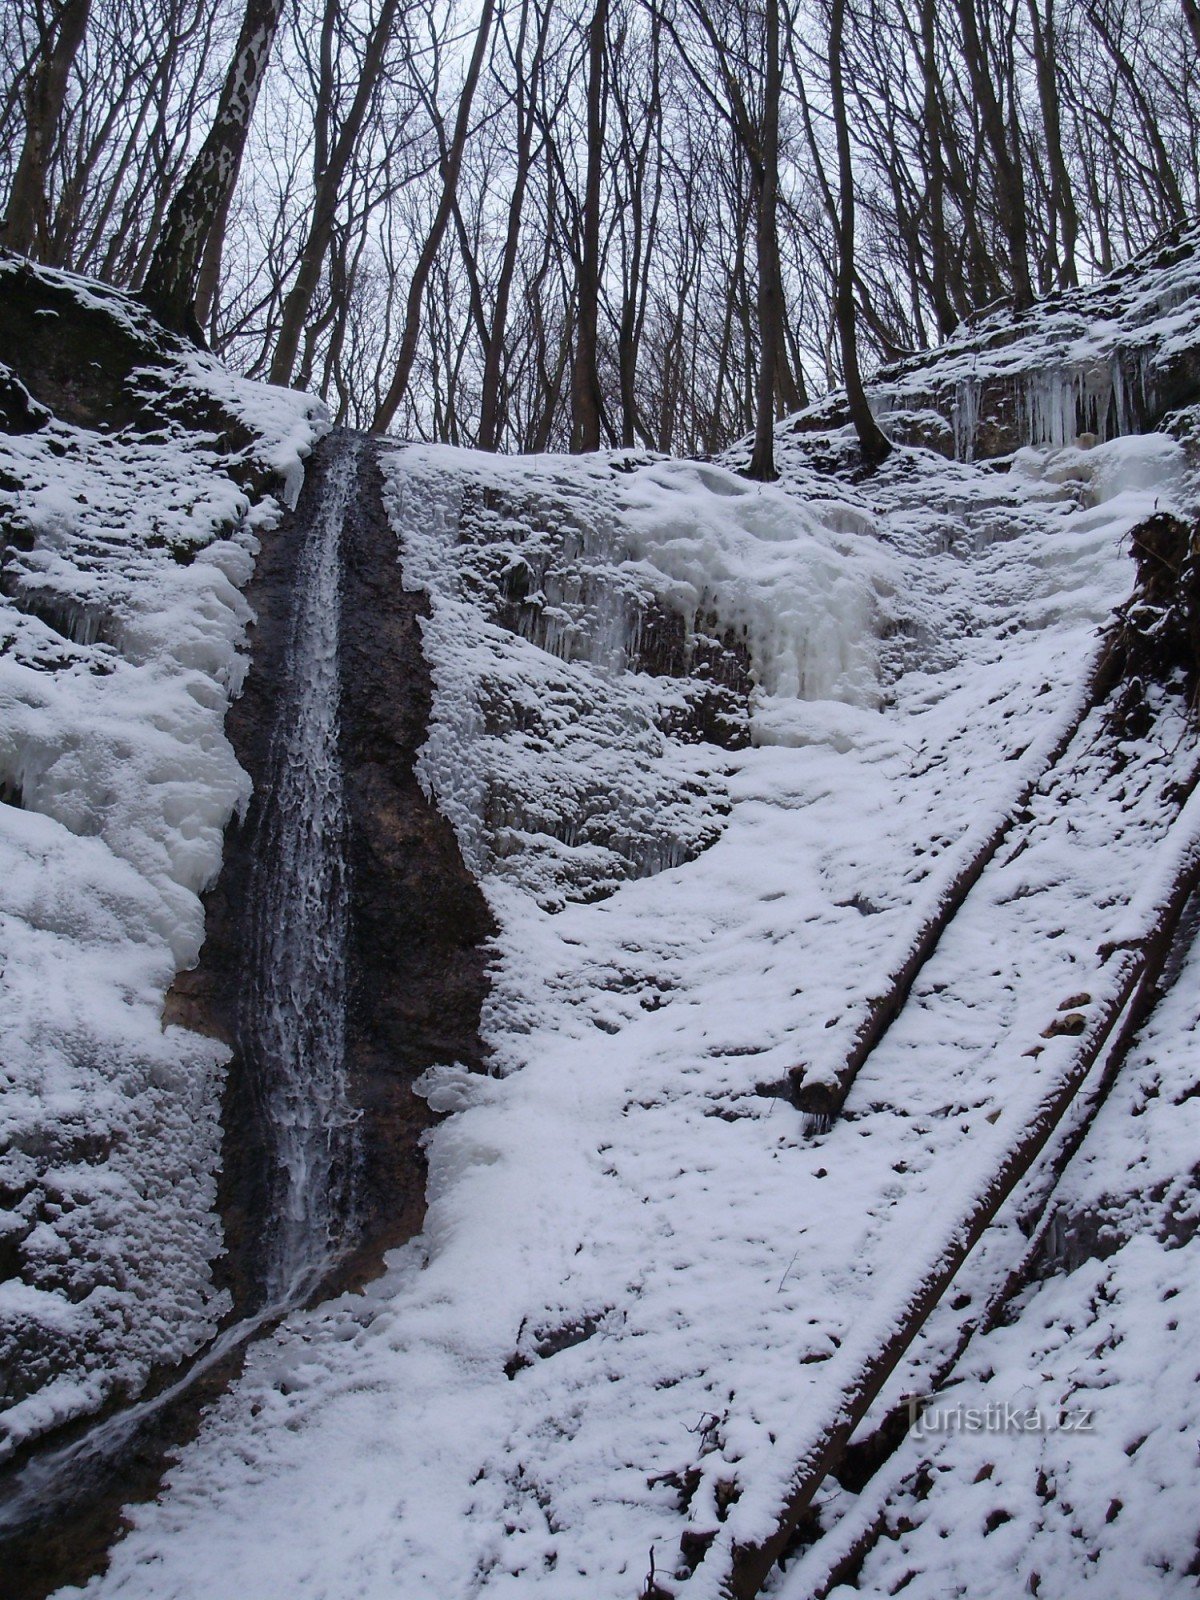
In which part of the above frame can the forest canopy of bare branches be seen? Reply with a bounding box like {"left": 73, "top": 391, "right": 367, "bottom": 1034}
{"left": 2, "top": 0, "right": 1196, "bottom": 466}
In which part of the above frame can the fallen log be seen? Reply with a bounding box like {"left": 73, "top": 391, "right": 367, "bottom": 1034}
{"left": 790, "top": 632, "right": 1120, "bottom": 1122}
{"left": 676, "top": 778, "right": 1200, "bottom": 1600}
{"left": 789, "top": 858, "right": 1200, "bottom": 1600}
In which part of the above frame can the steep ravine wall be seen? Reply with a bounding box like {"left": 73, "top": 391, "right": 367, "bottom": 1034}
{"left": 1, "top": 429, "right": 495, "bottom": 1598}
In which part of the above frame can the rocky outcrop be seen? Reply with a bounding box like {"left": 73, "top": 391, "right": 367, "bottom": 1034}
{"left": 169, "top": 431, "right": 494, "bottom": 1305}
{"left": 339, "top": 443, "right": 495, "bottom": 1266}
{"left": 788, "top": 224, "right": 1200, "bottom": 462}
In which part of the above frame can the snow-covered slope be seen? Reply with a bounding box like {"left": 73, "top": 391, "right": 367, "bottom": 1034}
{"left": 65, "top": 237, "right": 1200, "bottom": 1598}
{"left": 0, "top": 261, "right": 324, "bottom": 1458}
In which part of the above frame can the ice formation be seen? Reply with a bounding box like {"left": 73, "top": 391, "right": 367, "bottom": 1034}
{"left": 241, "top": 438, "right": 360, "bottom": 1301}
{"left": 858, "top": 228, "right": 1200, "bottom": 462}
{"left": 0, "top": 266, "right": 324, "bottom": 1456}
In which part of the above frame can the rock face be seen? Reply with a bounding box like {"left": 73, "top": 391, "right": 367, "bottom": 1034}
{"left": 169, "top": 431, "right": 494, "bottom": 1306}
{"left": 0, "top": 254, "right": 250, "bottom": 452}
{"left": 788, "top": 224, "right": 1200, "bottom": 461}
{"left": 339, "top": 443, "right": 495, "bottom": 1264}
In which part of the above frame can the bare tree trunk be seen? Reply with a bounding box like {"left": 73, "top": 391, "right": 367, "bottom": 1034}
{"left": 2, "top": 0, "right": 92, "bottom": 257}
{"left": 919, "top": 0, "right": 961, "bottom": 335}
{"left": 829, "top": 0, "right": 891, "bottom": 465}
{"left": 140, "top": 0, "right": 285, "bottom": 337}
{"left": 269, "top": 0, "right": 403, "bottom": 387}
{"left": 1085, "top": 0, "right": 1186, "bottom": 222}
{"left": 956, "top": 0, "right": 1035, "bottom": 311}
{"left": 746, "top": 0, "right": 781, "bottom": 481}
{"left": 1184, "top": 0, "right": 1200, "bottom": 53}
{"left": 1027, "top": 0, "right": 1079, "bottom": 288}
{"left": 479, "top": 0, "right": 553, "bottom": 451}
{"left": 613, "top": 9, "right": 662, "bottom": 450}
{"left": 194, "top": 170, "right": 238, "bottom": 335}
{"left": 570, "top": 0, "right": 608, "bottom": 453}
{"left": 372, "top": 0, "right": 496, "bottom": 435}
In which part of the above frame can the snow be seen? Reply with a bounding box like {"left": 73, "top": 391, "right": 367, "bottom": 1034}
{"left": 67, "top": 368, "right": 1200, "bottom": 1596}
{"left": 855, "top": 227, "right": 1200, "bottom": 460}
{"left": 776, "top": 923, "right": 1200, "bottom": 1599}
{"left": 0, "top": 267, "right": 325, "bottom": 1457}
{"left": 5, "top": 244, "right": 1198, "bottom": 1598}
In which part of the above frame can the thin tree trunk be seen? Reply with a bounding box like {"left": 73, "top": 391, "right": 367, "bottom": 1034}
{"left": 479, "top": 0, "right": 553, "bottom": 451}
{"left": 570, "top": 0, "right": 608, "bottom": 453}
{"left": 2, "top": 0, "right": 93, "bottom": 256}
{"left": 919, "top": 0, "right": 960, "bottom": 335}
{"left": 956, "top": 0, "right": 1034, "bottom": 311}
{"left": 1027, "top": 0, "right": 1079, "bottom": 287}
{"left": 194, "top": 168, "right": 238, "bottom": 335}
{"left": 140, "top": 0, "right": 285, "bottom": 337}
{"left": 1085, "top": 0, "right": 1186, "bottom": 222}
{"left": 372, "top": 0, "right": 496, "bottom": 434}
{"left": 829, "top": 0, "right": 891, "bottom": 465}
{"left": 746, "top": 0, "right": 780, "bottom": 481}
{"left": 269, "top": 0, "right": 402, "bottom": 387}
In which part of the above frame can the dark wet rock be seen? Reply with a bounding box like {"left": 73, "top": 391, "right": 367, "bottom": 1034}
{"left": 339, "top": 444, "right": 495, "bottom": 1261}
{"left": 169, "top": 432, "right": 494, "bottom": 1305}
{"left": 0, "top": 255, "right": 263, "bottom": 476}
{"left": 0, "top": 364, "right": 49, "bottom": 434}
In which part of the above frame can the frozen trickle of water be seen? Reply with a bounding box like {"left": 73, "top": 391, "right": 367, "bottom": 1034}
{"left": 243, "top": 437, "right": 360, "bottom": 1303}
{"left": 1021, "top": 367, "right": 1078, "bottom": 449}
{"left": 952, "top": 377, "right": 981, "bottom": 461}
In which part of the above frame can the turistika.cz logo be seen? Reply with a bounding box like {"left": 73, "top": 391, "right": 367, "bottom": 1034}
{"left": 906, "top": 1396, "right": 1096, "bottom": 1436}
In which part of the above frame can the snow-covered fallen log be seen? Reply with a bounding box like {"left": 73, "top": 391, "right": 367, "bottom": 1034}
{"left": 790, "top": 631, "right": 1120, "bottom": 1121}
{"left": 682, "top": 771, "right": 1200, "bottom": 1600}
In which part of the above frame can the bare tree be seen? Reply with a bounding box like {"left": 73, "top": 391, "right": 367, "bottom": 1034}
{"left": 140, "top": 0, "right": 285, "bottom": 336}
{"left": 569, "top": 0, "right": 608, "bottom": 451}
{"left": 372, "top": 0, "right": 497, "bottom": 433}
{"left": 828, "top": 0, "right": 889, "bottom": 463}
{"left": 268, "top": 0, "right": 406, "bottom": 386}
{"left": 2, "top": 0, "right": 92, "bottom": 254}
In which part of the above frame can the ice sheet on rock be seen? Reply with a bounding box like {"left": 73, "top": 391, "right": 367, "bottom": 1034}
{"left": 0, "top": 273, "right": 325, "bottom": 1453}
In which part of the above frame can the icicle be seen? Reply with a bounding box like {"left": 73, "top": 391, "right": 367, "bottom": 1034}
{"left": 952, "top": 376, "right": 981, "bottom": 462}
{"left": 1112, "top": 353, "right": 1130, "bottom": 437}
{"left": 1021, "top": 367, "right": 1077, "bottom": 449}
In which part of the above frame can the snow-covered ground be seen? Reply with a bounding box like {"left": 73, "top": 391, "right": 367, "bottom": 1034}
{"left": 3, "top": 241, "right": 1197, "bottom": 1598}
{"left": 0, "top": 264, "right": 324, "bottom": 1456}
{"left": 66, "top": 336, "right": 1199, "bottom": 1596}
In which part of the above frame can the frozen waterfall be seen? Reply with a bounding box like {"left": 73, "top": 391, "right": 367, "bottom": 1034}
{"left": 242, "top": 435, "right": 360, "bottom": 1301}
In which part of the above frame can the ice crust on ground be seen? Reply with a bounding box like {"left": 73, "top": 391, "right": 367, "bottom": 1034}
{"left": 0, "top": 267, "right": 324, "bottom": 1454}
{"left": 70, "top": 294, "right": 1199, "bottom": 1600}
